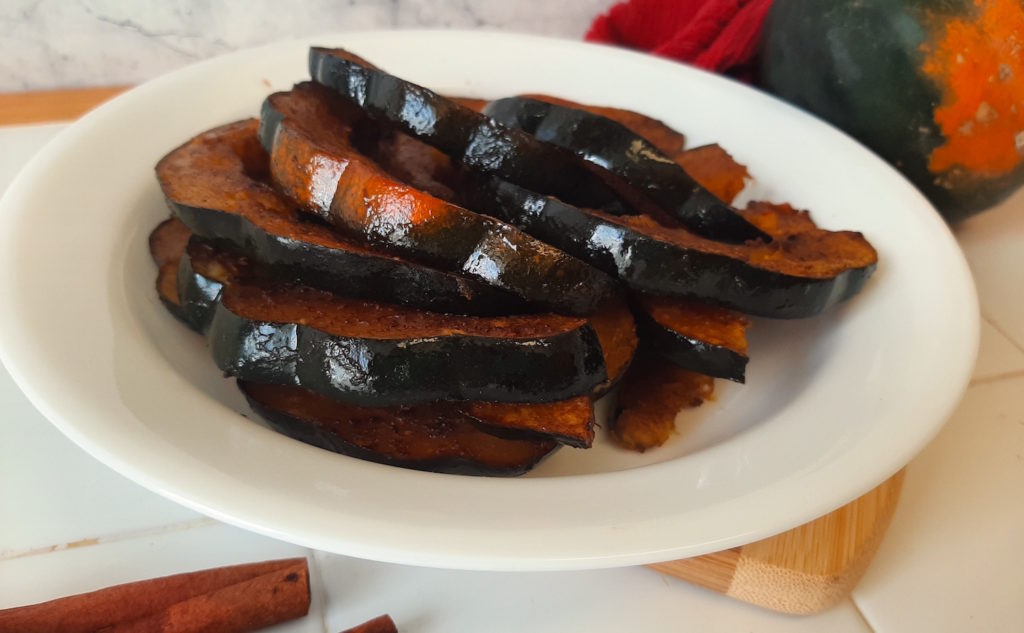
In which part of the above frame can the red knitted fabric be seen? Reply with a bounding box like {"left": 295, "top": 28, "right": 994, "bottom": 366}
{"left": 586, "top": 0, "right": 773, "bottom": 76}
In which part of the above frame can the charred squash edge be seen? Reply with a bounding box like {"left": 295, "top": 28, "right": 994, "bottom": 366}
{"left": 208, "top": 286, "right": 609, "bottom": 409}
{"left": 483, "top": 96, "right": 769, "bottom": 243}
{"left": 239, "top": 381, "right": 559, "bottom": 476}
{"left": 454, "top": 93, "right": 690, "bottom": 168}
{"left": 259, "top": 83, "right": 620, "bottom": 316}
{"left": 156, "top": 119, "right": 527, "bottom": 316}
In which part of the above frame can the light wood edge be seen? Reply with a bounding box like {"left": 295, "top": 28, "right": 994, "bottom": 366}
{"left": 648, "top": 548, "right": 740, "bottom": 593}
{"left": 0, "top": 86, "right": 129, "bottom": 125}
{"left": 649, "top": 470, "right": 905, "bottom": 614}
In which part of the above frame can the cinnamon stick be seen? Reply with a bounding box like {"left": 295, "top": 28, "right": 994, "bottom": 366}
{"left": 0, "top": 557, "right": 309, "bottom": 633}
{"left": 338, "top": 614, "right": 398, "bottom": 633}
{"left": 101, "top": 561, "right": 310, "bottom": 633}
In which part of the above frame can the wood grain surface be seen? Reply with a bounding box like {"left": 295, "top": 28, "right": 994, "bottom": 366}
{"left": 0, "top": 86, "right": 128, "bottom": 125}
{"left": 651, "top": 470, "right": 905, "bottom": 614}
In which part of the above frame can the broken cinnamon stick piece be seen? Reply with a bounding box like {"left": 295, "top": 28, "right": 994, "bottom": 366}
{"left": 339, "top": 614, "right": 398, "bottom": 633}
{"left": 0, "top": 557, "right": 309, "bottom": 633}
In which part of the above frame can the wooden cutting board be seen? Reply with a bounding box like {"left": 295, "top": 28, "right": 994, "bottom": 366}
{"left": 0, "top": 86, "right": 906, "bottom": 615}
{"left": 651, "top": 470, "right": 904, "bottom": 614}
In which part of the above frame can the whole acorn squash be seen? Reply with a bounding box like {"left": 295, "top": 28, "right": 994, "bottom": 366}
{"left": 762, "top": 0, "right": 1024, "bottom": 222}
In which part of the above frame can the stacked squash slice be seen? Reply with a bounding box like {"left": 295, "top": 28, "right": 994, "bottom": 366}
{"left": 150, "top": 47, "right": 877, "bottom": 475}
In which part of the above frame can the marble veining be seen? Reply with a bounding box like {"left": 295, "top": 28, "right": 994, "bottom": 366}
{"left": 0, "top": 0, "right": 615, "bottom": 91}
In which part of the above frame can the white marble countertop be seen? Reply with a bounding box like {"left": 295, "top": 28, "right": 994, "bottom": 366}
{"left": 0, "top": 0, "right": 614, "bottom": 91}
{"left": 1, "top": 115, "right": 1022, "bottom": 631}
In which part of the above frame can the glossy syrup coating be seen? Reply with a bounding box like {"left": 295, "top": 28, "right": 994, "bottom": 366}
{"left": 309, "top": 47, "right": 633, "bottom": 213}
{"left": 484, "top": 95, "right": 769, "bottom": 243}
{"left": 205, "top": 272, "right": 608, "bottom": 406}
{"left": 152, "top": 229, "right": 600, "bottom": 449}
{"left": 463, "top": 174, "right": 877, "bottom": 319}
{"left": 260, "top": 82, "right": 618, "bottom": 316}
{"left": 156, "top": 119, "right": 526, "bottom": 316}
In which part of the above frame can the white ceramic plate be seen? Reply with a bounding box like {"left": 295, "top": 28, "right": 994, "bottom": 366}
{"left": 0, "top": 31, "right": 977, "bottom": 571}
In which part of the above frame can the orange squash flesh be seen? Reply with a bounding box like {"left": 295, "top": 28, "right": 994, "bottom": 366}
{"left": 677, "top": 144, "right": 751, "bottom": 203}
{"left": 639, "top": 295, "right": 748, "bottom": 355}
{"left": 612, "top": 357, "right": 715, "bottom": 452}
{"left": 149, "top": 217, "right": 189, "bottom": 315}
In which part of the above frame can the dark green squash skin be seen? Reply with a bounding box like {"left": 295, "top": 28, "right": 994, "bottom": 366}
{"left": 636, "top": 311, "right": 748, "bottom": 383}
{"left": 239, "top": 382, "right": 557, "bottom": 477}
{"left": 762, "top": 0, "right": 1024, "bottom": 222}
{"left": 307, "top": 47, "right": 632, "bottom": 214}
{"left": 174, "top": 247, "right": 223, "bottom": 333}
{"left": 461, "top": 177, "right": 875, "bottom": 319}
{"left": 158, "top": 296, "right": 192, "bottom": 327}
{"left": 170, "top": 200, "right": 526, "bottom": 316}
{"left": 483, "top": 97, "right": 769, "bottom": 243}
{"left": 207, "top": 302, "right": 606, "bottom": 406}
{"left": 258, "top": 88, "right": 620, "bottom": 316}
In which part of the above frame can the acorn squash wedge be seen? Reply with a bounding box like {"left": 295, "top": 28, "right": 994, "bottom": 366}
{"left": 637, "top": 295, "right": 749, "bottom": 382}
{"left": 308, "top": 47, "right": 631, "bottom": 214}
{"left": 156, "top": 119, "right": 525, "bottom": 316}
{"left": 460, "top": 176, "right": 877, "bottom": 318}
{"left": 260, "top": 83, "right": 618, "bottom": 316}
{"left": 483, "top": 95, "right": 769, "bottom": 242}
{"left": 455, "top": 92, "right": 689, "bottom": 161}
{"left": 339, "top": 102, "right": 877, "bottom": 319}
{"left": 188, "top": 245, "right": 608, "bottom": 406}
{"left": 155, "top": 233, "right": 603, "bottom": 448}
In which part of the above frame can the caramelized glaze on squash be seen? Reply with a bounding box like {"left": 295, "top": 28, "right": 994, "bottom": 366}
{"left": 613, "top": 357, "right": 715, "bottom": 452}
{"left": 261, "top": 83, "right": 617, "bottom": 315}
{"left": 241, "top": 381, "right": 559, "bottom": 476}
